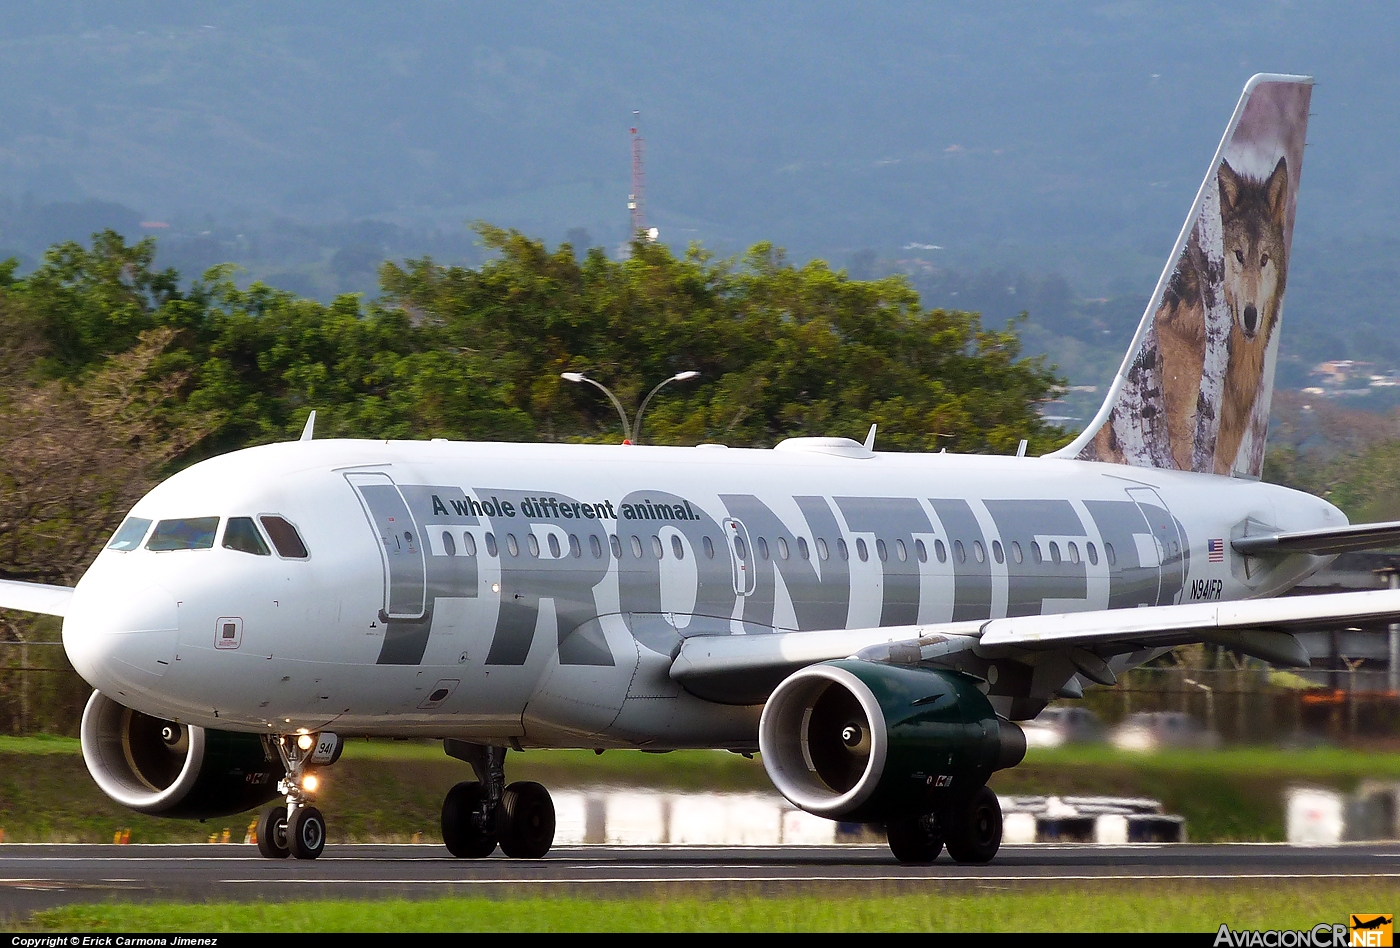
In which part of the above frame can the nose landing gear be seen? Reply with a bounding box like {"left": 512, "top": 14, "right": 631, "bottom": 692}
{"left": 257, "top": 732, "right": 336, "bottom": 860}
{"left": 442, "top": 740, "right": 556, "bottom": 859}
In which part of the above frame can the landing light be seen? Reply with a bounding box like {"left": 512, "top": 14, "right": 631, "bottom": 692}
{"left": 302, "top": 774, "right": 319, "bottom": 793}
{"left": 297, "top": 733, "right": 315, "bottom": 752}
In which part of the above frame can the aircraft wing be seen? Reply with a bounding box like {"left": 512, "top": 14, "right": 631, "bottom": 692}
{"left": 1233, "top": 520, "right": 1400, "bottom": 555}
{"left": 0, "top": 580, "right": 75, "bottom": 617}
{"left": 670, "top": 587, "right": 1400, "bottom": 700}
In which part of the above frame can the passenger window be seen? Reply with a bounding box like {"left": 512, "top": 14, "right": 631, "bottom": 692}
{"left": 954, "top": 539, "right": 966, "bottom": 563}
{"left": 703, "top": 536, "right": 715, "bottom": 559}
{"left": 442, "top": 531, "right": 457, "bottom": 557}
{"left": 816, "top": 537, "right": 829, "bottom": 561}
{"left": 108, "top": 517, "right": 153, "bottom": 551}
{"left": 1031, "top": 541, "right": 1043, "bottom": 565}
{"left": 1068, "top": 542, "right": 1080, "bottom": 565}
{"left": 548, "top": 534, "right": 561, "bottom": 558}
{"left": 148, "top": 517, "right": 220, "bottom": 552}
{"left": 777, "top": 537, "right": 789, "bottom": 560}
{"left": 527, "top": 534, "right": 540, "bottom": 557}
{"left": 973, "top": 540, "right": 985, "bottom": 563}
{"left": 895, "top": 539, "right": 907, "bottom": 562}
{"left": 797, "top": 537, "right": 810, "bottom": 561}
{"left": 223, "top": 517, "right": 271, "bottom": 556}
{"left": 757, "top": 537, "right": 770, "bottom": 560}
{"left": 610, "top": 534, "right": 622, "bottom": 559}
{"left": 486, "top": 532, "right": 498, "bottom": 557}
{"left": 934, "top": 539, "right": 947, "bottom": 563}
{"left": 733, "top": 535, "right": 748, "bottom": 559}
{"left": 1011, "top": 541, "right": 1023, "bottom": 564}
{"left": 651, "top": 535, "right": 664, "bottom": 559}
{"left": 856, "top": 538, "right": 869, "bottom": 562}
{"left": 590, "top": 534, "right": 603, "bottom": 558}
{"left": 464, "top": 532, "right": 478, "bottom": 557}
{"left": 671, "top": 535, "right": 685, "bottom": 560}
{"left": 837, "top": 538, "right": 849, "bottom": 561}
{"left": 876, "top": 538, "right": 887, "bottom": 562}
{"left": 915, "top": 539, "right": 927, "bottom": 563}
{"left": 506, "top": 534, "right": 520, "bottom": 557}
{"left": 1087, "top": 541, "right": 1098, "bottom": 565}
{"left": 631, "top": 535, "right": 644, "bottom": 558}
{"left": 569, "top": 534, "right": 582, "bottom": 558}
{"left": 1050, "top": 541, "right": 1061, "bottom": 564}
{"left": 992, "top": 540, "right": 1004, "bottom": 564}
{"left": 259, "top": 516, "right": 308, "bottom": 559}
{"left": 1105, "top": 542, "right": 1116, "bottom": 565}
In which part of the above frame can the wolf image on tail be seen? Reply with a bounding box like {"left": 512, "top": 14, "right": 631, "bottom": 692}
{"left": 1062, "top": 75, "right": 1310, "bottom": 480}
{"left": 1215, "top": 155, "right": 1290, "bottom": 475}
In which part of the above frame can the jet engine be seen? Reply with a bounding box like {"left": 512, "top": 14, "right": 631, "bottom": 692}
{"left": 80, "top": 691, "right": 285, "bottom": 819}
{"left": 758, "top": 660, "right": 1025, "bottom": 823}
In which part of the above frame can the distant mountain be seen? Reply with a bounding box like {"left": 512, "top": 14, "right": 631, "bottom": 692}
{"left": 2, "top": 2, "right": 1398, "bottom": 416}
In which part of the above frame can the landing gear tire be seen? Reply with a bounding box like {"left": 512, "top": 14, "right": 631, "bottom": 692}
{"left": 256, "top": 805, "right": 290, "bottom": 859}
{"left": 442, "top": 781, "right": 498, "bottom": 858}
{"left": 886, "top": 812, "right": 943, "bottom": 863}
{"left": 942, "top": 785, "right": 1002, "bottom": 864}
{"left": 288, "top": 805, "right": 327, "bottom": 860}
{"left": 498, "top": 781, "right": 555, "bottom": 859}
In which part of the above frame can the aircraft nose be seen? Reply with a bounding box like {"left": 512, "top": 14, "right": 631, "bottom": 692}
{"left": 63, "top": 576, "right": 179, "bottom": 694}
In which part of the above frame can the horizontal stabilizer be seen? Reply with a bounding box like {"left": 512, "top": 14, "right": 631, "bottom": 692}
{"left": 1232, "top": 520, "right": 1400, "bottom": 556}
{"left": 0, "top": 580, "right": 74, "bottom": 617}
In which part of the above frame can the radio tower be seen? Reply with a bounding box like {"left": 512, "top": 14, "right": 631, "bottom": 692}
{"left": 628, "top": 111, "right": 646, "bottom": 239}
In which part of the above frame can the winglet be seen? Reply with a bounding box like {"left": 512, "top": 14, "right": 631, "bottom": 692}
{"left": 863, "top": 424, "right": 877, "bottom": 452}
{"left": 299, "top": 410, "right": 316, "bottom": 442}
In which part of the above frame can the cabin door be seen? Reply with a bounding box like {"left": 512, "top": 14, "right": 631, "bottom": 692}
{"left": 345, "top": 471, "right": 428, "bottom": 621}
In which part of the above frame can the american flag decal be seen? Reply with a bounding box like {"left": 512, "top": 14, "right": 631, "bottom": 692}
{"left": 1208, "top": 538, "right": 1225, "bottom": 563}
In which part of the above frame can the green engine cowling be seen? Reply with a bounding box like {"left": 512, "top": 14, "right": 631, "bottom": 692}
{"left": 758, "top": 660, "right": 1025, "bottom": 823}
{"left": 81, "top": 691, "right": 285, "bottom": 819}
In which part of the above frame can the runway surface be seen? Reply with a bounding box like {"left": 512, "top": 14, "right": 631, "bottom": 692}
{"left": 1, "top": 842, "right": 1398, "bottom": 916}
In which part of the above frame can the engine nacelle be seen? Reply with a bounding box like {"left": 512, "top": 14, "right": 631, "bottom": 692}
{"left": 758, "top": 660, "right": 1025, "bottom": 823}
{"left": 80, "top": 691, "right": 285, "bottom": 819}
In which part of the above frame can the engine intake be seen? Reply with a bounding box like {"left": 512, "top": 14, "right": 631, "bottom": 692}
{"left": 758, "top": 660, "right": 1025, "bottom": 822}
{"left": 80, "top": 691, "right": 285, "bottom": 819}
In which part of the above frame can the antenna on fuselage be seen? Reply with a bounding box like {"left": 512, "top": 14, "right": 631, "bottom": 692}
{"left": 299, "top": 410, "right": 316, "bottom": 442}
{"left": 864, "top": 424, "right": 877, "bottom": 452}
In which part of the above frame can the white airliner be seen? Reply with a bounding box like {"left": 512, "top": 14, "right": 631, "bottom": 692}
{"left": 4, "top": 73, "right": 1397, "bottom": 864}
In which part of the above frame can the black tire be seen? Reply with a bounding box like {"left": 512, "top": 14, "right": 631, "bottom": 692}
{"left": 942, "top": 785, "right": 1002, "bottom": 864}
{"left": 256, "top": 805, "right": 290, "bottom": 859}
{"left": 498, "top": 781, "right": 555, "bottom": 859}
{"left": 442, "top": 781, "right": 498, "bottom": 858}
{"left": 288, "top": 805, "right": 327, "bottom": 860}
{"left": 886, "top": 813, "right": 942, "bottom": 863}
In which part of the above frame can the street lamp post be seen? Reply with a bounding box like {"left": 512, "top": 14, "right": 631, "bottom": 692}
{"left": 561, "top": 370, "right": 699, "bottom": 444}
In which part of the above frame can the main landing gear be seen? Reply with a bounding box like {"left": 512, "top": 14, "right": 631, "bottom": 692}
{"left": 886, "top": 785, "right": 1003, "bottom": 865}
{"left": 257, "top": 732, "right": 334, "bottom": 860}
{"left": 441, "top": 740, "right": 556, "bottom": 859}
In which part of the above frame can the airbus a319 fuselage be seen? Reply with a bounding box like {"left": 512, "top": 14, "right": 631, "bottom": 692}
{"left": 62, "top": 436, "right": 1336, "bottom": 746}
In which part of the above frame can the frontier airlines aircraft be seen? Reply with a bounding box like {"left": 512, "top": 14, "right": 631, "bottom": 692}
{"left": 2, "top": 74, "right": 1394, "bottom": 864}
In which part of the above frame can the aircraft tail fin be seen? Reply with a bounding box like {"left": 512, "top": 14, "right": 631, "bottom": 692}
{"left": 1052, "top": 74, "right": 1312, "bottom": 478}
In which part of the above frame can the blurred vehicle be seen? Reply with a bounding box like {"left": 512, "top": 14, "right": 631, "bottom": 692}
{"left": 1021, "top": 706, "right": 1105, "bottom": 748}
{"left": 1109, "top": 711, "right": 1220, "bottom": 752}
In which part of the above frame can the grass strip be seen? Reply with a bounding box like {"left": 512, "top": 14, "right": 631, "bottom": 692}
{"left": 19, "top": 880, "right": 1400, "bottom": 933}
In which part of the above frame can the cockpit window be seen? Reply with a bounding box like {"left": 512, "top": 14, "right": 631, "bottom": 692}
{"left": 260, "top": 515, "right": 309, "bottom": 559}
{"left": 107, "top": 517, "right": 153, "bottom": 551}
{"left": 146, "top": 517, "right": 220, "bottom": 551}
{"left": 223, "top": 517, "right": 271, "bottom": 556}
